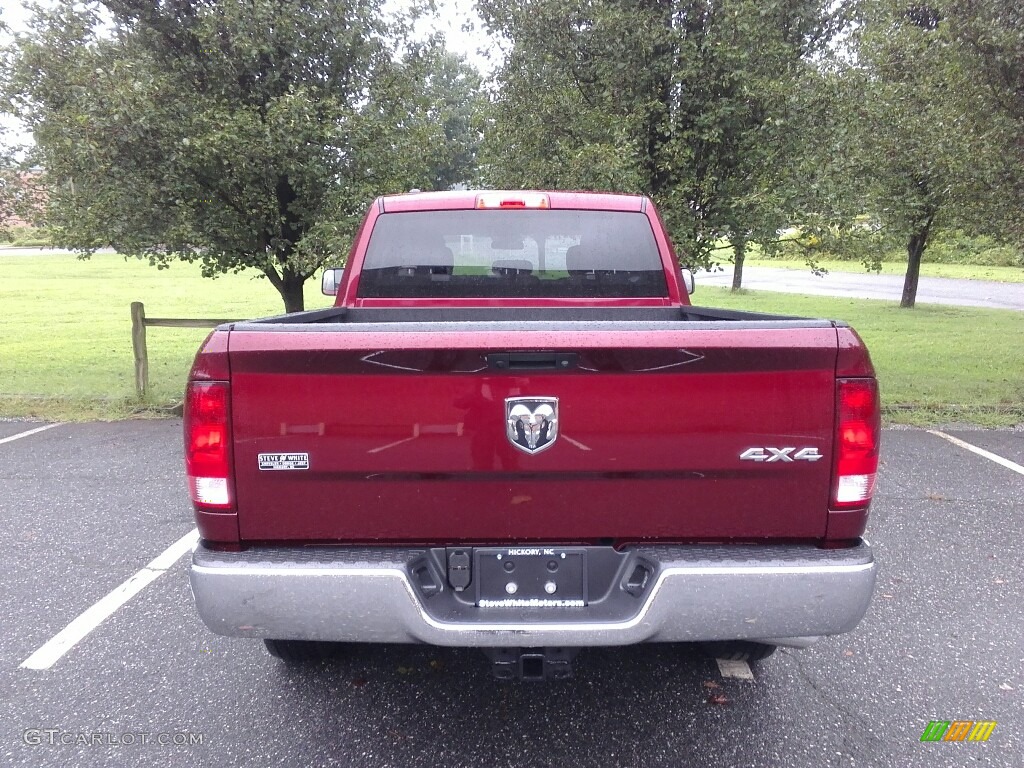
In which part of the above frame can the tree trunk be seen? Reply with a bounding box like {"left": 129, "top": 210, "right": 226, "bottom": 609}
{"left": 279, "top": 277, "right": 305, "bottom": 313}
{"left": 263, "top": 264, "right": 307, "bottom": 313}
{"left": 267, "top": 174, "right": 306, "bottom": 313}
{"left": 641, "top": 0, "right": 674, "bottom": 198}
{"left": 731, "top": 238, "right": 747, "bottom": 292}
{"left": 901, "top": 215, "right": 934, "bottom": 308}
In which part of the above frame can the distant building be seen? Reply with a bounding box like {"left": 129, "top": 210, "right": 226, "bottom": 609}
{"left": 1, "top": 167, "right": 46, "bottom": 228}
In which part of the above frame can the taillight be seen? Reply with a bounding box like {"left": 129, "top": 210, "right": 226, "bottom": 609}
{"left": 184, "top": 381, "right": 233, "bottom": 510}
{"left": 832, "top": 378, "right": 880, "bottom": 509}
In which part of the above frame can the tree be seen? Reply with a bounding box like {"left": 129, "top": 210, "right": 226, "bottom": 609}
{"left": 820, "top": 0, "right": 1012, "bottom": 307}
{"left": 476, "top": 0, "right": 838, "bottom": 286}
{"left": 414, "top": 48, "right": 487, "bottom": 191}
{"left": 944, "top": 0, "right": 1024, "bottom": 246}
{"left": 3, "top": 0, "right": 478, "bottom": 312}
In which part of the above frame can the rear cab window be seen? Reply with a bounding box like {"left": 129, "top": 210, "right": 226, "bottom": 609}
{"left": 356, "top": 210, "right": 668, "bottom": 299}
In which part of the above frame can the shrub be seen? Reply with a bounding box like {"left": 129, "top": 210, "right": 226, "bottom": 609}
{"left": 924, "top": 231, "right": 1023, "bottom": 267}
{"left": 0, "top": 226, "right": 52, "bottom": 247}
{"left": 775, "top": 226, "right": 1023, "bottom": 267}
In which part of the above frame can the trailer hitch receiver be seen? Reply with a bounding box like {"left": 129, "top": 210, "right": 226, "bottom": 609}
{"left": 484, "top": 648, "right": 579, "bottom": 682}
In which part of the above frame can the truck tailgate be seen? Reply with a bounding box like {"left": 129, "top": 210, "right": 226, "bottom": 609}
{"left": 227, "top": 323, "right": 839, "bottom": 542}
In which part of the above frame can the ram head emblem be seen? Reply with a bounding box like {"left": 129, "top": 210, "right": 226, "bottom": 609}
{"left": 505, "top": 397, "right": 559, "bottom": 454}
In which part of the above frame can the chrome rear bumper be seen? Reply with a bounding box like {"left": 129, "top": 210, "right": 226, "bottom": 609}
{"left": 189, "top": 541, "right": 876, "bottom": 648}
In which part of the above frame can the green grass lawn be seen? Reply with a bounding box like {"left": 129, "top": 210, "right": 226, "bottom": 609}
{"left": 740, "top": 256, "right": 1024, "bottom": 283}
{"left": 1, "top": 252, "right": 1021, "bottom": 425}
{"left": 0, "top": 252, "right": 333, "bottom": 419}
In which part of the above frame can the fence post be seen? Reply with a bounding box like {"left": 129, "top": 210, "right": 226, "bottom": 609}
{"left": 131, "top": 301, "right": 149, "bottom": 399}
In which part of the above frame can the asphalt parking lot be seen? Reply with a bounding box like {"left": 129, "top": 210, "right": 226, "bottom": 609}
{"left": 1, "top": 420, "right": 1021, "bottom": 767}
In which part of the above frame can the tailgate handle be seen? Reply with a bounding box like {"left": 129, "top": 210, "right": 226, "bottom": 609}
{"left": 487, "top": 353, "right": 578, "bottom": 371}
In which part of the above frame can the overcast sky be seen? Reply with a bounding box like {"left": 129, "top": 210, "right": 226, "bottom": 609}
{"left": 0, "top": 0, "right": 496, "bottom": 148}
{"left": 426, "top": 0, "right": 495, "bottom": 73}
{"left": 0, "top": 0, "right": 493, "bottom": 54}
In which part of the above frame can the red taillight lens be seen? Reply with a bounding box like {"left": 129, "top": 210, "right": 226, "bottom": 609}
{"left": 832, "top": 378, "right": 880, "bottom": 509}
{"left": 184, "top": 381, "right": 233, "bottom": 510}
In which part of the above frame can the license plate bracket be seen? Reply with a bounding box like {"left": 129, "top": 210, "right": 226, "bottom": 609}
{"left": 474, "top": 547, "right": 587, "bottom": 607}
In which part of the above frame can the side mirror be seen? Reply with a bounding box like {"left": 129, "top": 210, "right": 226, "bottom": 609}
{"left": 680, "top": 268, "right": 695, "bottom": 295}
{"left": 321, "top": 267, "right": 344, "bottom": 296}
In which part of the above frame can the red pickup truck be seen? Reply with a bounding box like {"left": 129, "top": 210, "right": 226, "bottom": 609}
{"left": 185, "top": 190, "right": 880, "bottom": 680}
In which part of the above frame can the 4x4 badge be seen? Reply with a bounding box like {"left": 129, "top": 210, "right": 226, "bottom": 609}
{"left": 506, "top": 397, "right": 559, "bottom": 454}
{"left": 739, "top": 447, "right": 823, "bottom": 462}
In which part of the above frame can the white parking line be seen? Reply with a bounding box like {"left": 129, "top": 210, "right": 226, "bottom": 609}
{"left": 19, "top": 528, "right": 200, "bottom": 671}
{"left": 716, "top": 658, "right": 755, "bottom": 681}
{"left": 927, "top": 430, "right": 1024, "bottom": 477}
{"left": 0, "top": 423, "right": 62, "bottom": 445}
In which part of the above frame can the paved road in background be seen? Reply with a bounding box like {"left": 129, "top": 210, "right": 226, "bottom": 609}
{"left": 697, "top": 266, "right": 1024, "bottom": 311}
{"left": 1, "top": 420, "right": 1022, "bottom": 767}
{"left": 0, "top": 247, "right": 118, "bottom": 256}
{"left": 7, "top": 247, "right": 1020, "bottom": 311}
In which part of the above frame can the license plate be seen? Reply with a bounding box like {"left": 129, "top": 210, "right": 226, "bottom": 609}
{"left": 474, "top": 547, "right": 587, "bottom": 607}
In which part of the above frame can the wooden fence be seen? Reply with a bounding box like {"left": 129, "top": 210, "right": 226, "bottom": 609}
{"left": 130, "top": 302, "right": 239, "bottom": 398}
